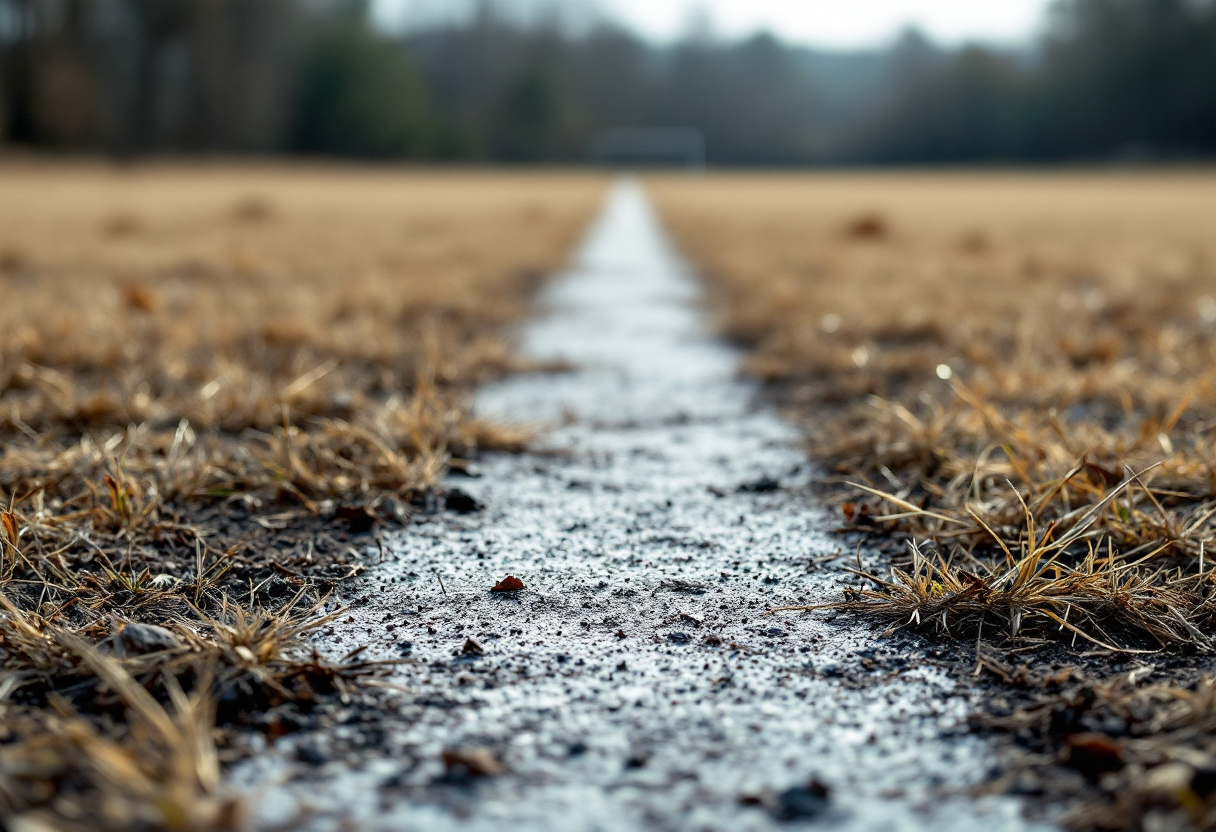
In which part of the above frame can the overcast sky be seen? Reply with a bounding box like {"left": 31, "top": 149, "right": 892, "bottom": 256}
{"left": 374, "top": 0, "right": 1056, "bottom": 49}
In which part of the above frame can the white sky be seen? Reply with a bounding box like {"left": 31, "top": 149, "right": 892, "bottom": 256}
{"left": 375, "top": 0, "right": 1056, "bottom": 48}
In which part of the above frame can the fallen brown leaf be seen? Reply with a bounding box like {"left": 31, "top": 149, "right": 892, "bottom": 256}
{"left": 491, "top": 575, "right": 525, "bottom": 593}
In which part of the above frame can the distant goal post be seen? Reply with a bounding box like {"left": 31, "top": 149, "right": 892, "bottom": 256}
{"left": 589, "top": 128, "right": 706, "bottom": 170}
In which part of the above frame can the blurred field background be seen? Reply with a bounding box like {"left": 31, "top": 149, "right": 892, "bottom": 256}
{"left": 0, "top": 164, "right": 600, "bottom": 438}
{"left": 652, "top": 171, "right": 1216, "bottom": 407}
{"left": 1, "top": 0, "right": 1213, "bottom": 165}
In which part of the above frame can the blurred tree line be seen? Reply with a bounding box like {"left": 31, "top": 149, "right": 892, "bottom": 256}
{"left": 0, "top": 0, "right": 1213, "bottom": 163}
{"left": 0, "top": 0, "right": 428, "bottom": 155}
{"left": 853, "top": 0, "right": 1216, "bottom": 162}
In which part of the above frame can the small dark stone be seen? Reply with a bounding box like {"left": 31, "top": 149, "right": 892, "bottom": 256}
{"left": 667, "top": 631, "right": 692, "bottom": 644}
{"left": 774, "top": 779, "right": 831, "bottom": 820}
{"left": 460, "top": 637, "right": 484, "bottom": 656}
{"left": 624, "top": 754, "right": 648, "bottom": 769}
{"left": 377, "top": 496, "right": 409, "bottom": 523}
{"left": 255, "top": 575, "right": 295, "bottom": 603}
{"left": 397, "top": 641, "right": 414, "bottom": 654}
{"left": 738, "top": 475, "right": 780, "bottom": 493}
{"left": 987, "top": 697, "right": 1013, "bottom": 718}
{"left": 817, "top": 661, "right": 844, "bottom": 678}
{"left": 444, "top": 488, "right": 483, "bottom": 514}
{"left": 1004, "top": 771, "right": 1046, "bottom": 796}
{"left": 765, "top": 627, "right": 786, "bottom": 638}
{"left": 116, "top": 623, "right": 179, "bottom": 655}
{"left": 296, "top": 743, "right": 328, "bottom": 767}
{"left": 568, "top": 741, "right": 589, "bottom": 757}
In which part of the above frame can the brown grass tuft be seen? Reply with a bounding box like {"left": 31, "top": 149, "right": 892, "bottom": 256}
{"left": 0, "top": 162, "right": 605, "bottom": 826}
{"left": 650, "top": 170, "right": 1216, "bottom": 652}
{"left": 652, "top": 171, "right": 1216, "bottom": 828}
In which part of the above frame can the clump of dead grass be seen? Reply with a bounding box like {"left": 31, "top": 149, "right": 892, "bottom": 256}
{"left": 1, "top": 645, "right": 241, "bottom": 832}
{"left": 650, "top": 171, "right": 1216, "bottom": 651}
{"left": 0, "top": 163, "right": 604, "bottom": 828}
{"left": 652, "top": 172, "right": 1216, "bottom": 826}
{"left": 771, "top": 376, "right": 1216, "bottom": 650}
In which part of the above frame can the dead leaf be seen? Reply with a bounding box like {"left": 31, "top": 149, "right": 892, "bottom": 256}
{"left": 490, "top": 575, "right": 525, "bottom": 593}
{"left": 0, "top": 511, "right": 17, "bottom": 550}
{"left": 1064, "top": 733, "right": 1124, "bottom": 778}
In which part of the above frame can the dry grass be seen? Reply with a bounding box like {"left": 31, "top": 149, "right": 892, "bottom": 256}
{"left": 1, "top": 162, "right": 602, "bottom": 449}
{"left": 651, "top": 171, "right": 1216, "bottom": 829}
{"left": 0, "top": 161, "right": 604, "bottom": 828}
{"left": 650, "top": 170, "right": 1216, "bottom": 649}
